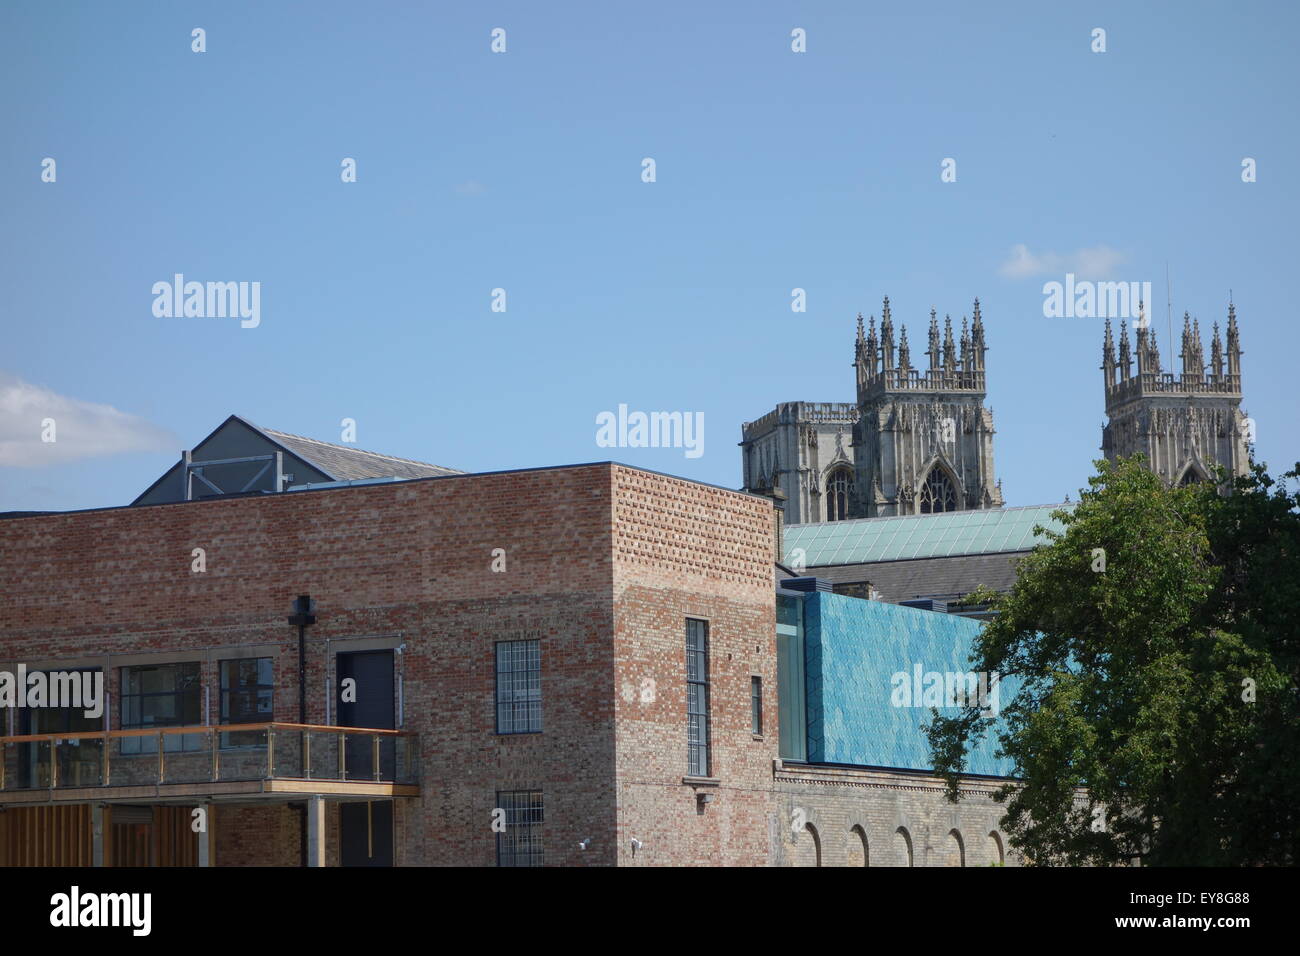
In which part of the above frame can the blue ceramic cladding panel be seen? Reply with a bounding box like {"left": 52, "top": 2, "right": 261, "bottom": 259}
{"left": 803, "top": 592, "right": 1018, "bottom": 777}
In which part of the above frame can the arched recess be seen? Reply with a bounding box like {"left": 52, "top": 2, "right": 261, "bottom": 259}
{"left": 1177, "top": 461, "right": 1208, "bottom": 486}
{"left": 803, "top": 823, "right": 823, "bottom": 867}
{"left": 989, "top": 830, "right": 1005, "bottom": 866}
{"left": 918, "top": 461, "right": 960, "bottom": 514}
{"left": 846, "top": 825, "right": 869, "bottom": 867}
{"left": 947, "top": 828, "right": 966, "bottom": 867}
{"left": 895, "top": 826, "right": 914, "bottom": 867}
{"left": 823, "top": 464, "right": 855, "bottom": 521}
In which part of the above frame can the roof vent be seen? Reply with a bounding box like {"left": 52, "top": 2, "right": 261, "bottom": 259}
{"left": 780, "top": 576, "right": 832, "bottom": 593}
{"left": 899, "top": 598, "right": 948, "bottom": 614}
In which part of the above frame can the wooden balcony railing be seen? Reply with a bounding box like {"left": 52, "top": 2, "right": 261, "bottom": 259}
{"left": 0, "top": 723, "right": 418, "bottom": 793}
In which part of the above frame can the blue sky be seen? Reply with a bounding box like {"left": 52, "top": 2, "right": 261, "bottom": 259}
{"left": 2, "top": 0, "right": 1297, "bottom": 512}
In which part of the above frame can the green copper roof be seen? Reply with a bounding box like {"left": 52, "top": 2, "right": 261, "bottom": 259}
{"left": 784, "top": 503, "right": 1073, "bottom": 567}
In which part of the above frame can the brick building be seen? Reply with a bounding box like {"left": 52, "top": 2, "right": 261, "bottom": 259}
{"left": 1, "top": 449, "right": 1018, "bottom": 866}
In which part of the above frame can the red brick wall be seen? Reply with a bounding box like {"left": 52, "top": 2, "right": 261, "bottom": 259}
{"left": 214, "top": 804, "right": 302, "bottom": 867}
{"left": 610, "top": 467, "right": 777, "bottom": 866}
{"left": 0, "top": 464, "right": 622, "bottom": 865}
{"left": 0, "top": 463, "right": 780, "bottom": 866}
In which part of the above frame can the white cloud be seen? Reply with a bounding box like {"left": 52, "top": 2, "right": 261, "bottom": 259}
{"left": 999, "top": 243, "right": 1125, "bottom": 281}
{"left": 0, "top": 373, "right": 177, "bottom": 467}
{"left": 454, "top": 180, "right": 487, "bottom": 196}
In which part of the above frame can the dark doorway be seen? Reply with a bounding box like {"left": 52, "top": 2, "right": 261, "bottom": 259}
{"left": 336, "top": 649, "right": 395, "bottom": 780}
{"left": 336, "top": 650, "right": 395, "bottom": 868}
{"left": 340, "top": 800, "right": 394, "bottom": 867}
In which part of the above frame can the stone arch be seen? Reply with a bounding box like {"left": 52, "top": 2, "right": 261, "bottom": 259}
{"left": 946, "top": 828, "right": 966, "bottom": 867}
{"left": 917, "top": 458, "right": 961, "bottom": 514}
{"left": 894, "top": 826, "right": 914, "bottom": 867}
{"left": 803, "top": 822, "right": 822, "bottom": 867}
{"left": 988, "top": 830, "right": 1005, "bottom": 866}
{"left": 1177, "top": 459, "right": 1209, "bottom": 486}
{"left": 846, "top": 824, "right": 869, "bottom": 867}
{"left": 822, "top": 463, "right": 855, "bottom": 521}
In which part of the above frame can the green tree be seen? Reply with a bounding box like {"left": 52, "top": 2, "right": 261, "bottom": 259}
{"left": 928, "top": 456, "right": 1299, "bottom": 866}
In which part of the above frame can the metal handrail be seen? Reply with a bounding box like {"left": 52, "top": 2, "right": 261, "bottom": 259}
{"left": 1, "top": 722, "right": 417, "bottom": 791}
{"left": 0, "top": 721, "right": 413, "bottom": 745}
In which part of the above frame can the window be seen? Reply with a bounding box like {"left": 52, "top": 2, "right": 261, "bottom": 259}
{"left": 919, "top": 467, "right": 958, "bottom": 514}
{"left": 826, "top": 467, "right": 854, "bottom": 521}
{"left": 686, "top": 619, "right": 710, "bottom": 777}
{"left": 495, "top": 640, "right": 541, "bottom": 734}
{"left": 1179, "top": 468, "right": 1202, "bottom": 486}
{"left": 20, "top": 669, "right": 102, "bottom": 736}
{"left": 751, "top": 676, "right": 763, "bottom": 735}
{"left": 120, "top": 662, "right": 202, "bottom": 753}
{"left": 219, "top": 658, "right": 273, "bottom": 747}
{"left": 495, "top": 790, "right": 544, "bottom": 867}
{"left": 16, "top": 668, "right": 103, "bottom": 789}
{"left": 776, "top": 594, "right": 806, "bottom": 762}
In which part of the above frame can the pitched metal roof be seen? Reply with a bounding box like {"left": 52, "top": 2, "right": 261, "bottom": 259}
{"left": 784, "top": 503, "right": 1071, "bottom": 567}
{"left": 259, "top": 427, "right": 463, "bottom": 481}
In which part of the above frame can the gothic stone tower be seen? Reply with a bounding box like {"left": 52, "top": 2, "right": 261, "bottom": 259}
{"left": 852, "top": 297, "right": 1004, "bottom": 517}
{"left": 1101, "top": 303, "right": 1250, "bottom": 485}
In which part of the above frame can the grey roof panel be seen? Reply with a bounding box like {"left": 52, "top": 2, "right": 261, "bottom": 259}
{"left": 260, "top": 428, "right": 464, "bottom": 481}
{"left": 806, "top": 551, "right": 1026, "bottom": 604}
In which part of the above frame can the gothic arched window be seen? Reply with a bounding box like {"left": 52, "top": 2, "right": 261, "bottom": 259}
{"left": 1179, "top": 468, "right": 1202, "bottom": 487}
{"left": 919, "top": 467, "right": 958, "bottom": 514}
{"left": 826, "top": 467, "right": 854, "bottom": 521}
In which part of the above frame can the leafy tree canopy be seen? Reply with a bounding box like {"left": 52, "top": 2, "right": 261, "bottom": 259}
{"left": 928, "top": 456, "right": 1300, "bottom": 865}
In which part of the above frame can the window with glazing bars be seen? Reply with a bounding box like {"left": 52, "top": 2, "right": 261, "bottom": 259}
{"left": 686, "top": 619, "right": 710, "bottom": 776}
{"left": 751, "top": 676, "right": 763, "bottom": 735}
{"left": 495, "top": 640, "right": 541, "bottom": 734}
{"left": 496, "top": 790, "right": 544, "bottom": 867}
{"left": 120, "top": 662, "right": 203, "bottom": 754}
{"left": 219, "top": 657, "right": 274, "bottom": 748}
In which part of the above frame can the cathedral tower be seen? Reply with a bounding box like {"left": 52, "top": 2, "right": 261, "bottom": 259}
{"left": 851, "top": 297, "right": 1003, "bottom": 517}
{"left": 1101, "top": 302, "right": 1250, "bottom": 484}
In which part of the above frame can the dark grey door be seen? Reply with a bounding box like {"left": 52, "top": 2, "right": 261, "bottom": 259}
{"left": 340, "top": 800, "right": 394, "bottom": 867}
{"left": 336, "top": 649, "right": 395, "bottom": 780}
{"left": 336, "top": 649, "right": 395, "bottom": 867}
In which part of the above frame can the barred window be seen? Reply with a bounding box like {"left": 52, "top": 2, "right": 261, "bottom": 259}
{"left": 751, "top": 676, "right": 763, "bottom": 735}
{"left": 686, "top": 619, "right": 710, "bottom": 777}
{"left": 495, "top": 640, "right": 541, "bottom": 734}
{"left": 496, "top": 790, "right": 544, "bottom": 867}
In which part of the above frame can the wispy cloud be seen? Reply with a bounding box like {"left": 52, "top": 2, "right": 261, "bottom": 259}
{"left": 454, "top": 180, "right": 487, "bottom": 196}
{"left": 0, "top": 373, "right": 176, "bottom": 467}
{"left": 999, "top": 243, "right": 1125, "bottom": 280}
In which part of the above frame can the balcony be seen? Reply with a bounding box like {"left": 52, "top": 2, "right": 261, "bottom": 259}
{"left": 0, "top": 723, "right": 419, "bottom": 805}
